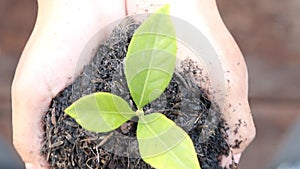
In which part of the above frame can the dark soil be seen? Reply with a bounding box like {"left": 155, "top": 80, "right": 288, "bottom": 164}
{"left": 41, "top": 18, "right": 231, "bottom": 169}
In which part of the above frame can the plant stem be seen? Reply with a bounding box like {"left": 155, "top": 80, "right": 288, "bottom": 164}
{"left": 136, "top": 109, "right": 145, "bottom": 117}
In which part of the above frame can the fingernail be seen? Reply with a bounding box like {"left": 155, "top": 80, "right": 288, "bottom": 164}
{"left": 233, "top": 153, "right": 241, "bottom": 163}
{"left": 25, "top": 163, "right": 37, "bottom": 169}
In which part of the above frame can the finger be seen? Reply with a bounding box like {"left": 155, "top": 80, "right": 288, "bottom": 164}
{"left": 12, "top": 1, "right": 126, "bottom": 168}
{"left": 221, "top": 152, "right": 241, "bottom": 168}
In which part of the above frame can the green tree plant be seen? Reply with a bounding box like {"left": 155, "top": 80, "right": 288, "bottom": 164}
{"left": 65, "top": 5, "right": 201, "bottom": 169}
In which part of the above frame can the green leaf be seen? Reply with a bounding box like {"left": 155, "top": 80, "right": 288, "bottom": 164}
{"left": 65, "top": 92, "right": 135, "bottom": 133}
{"left": 125, "top": 5, "right": 177, "bottom": 109}
{"left": 137, "top": 113, "right": 201, "bottom": 169}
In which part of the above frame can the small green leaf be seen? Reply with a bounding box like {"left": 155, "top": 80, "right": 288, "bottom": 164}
{"left": 65, "top": 92, "right": 135, "bottom": 133}
{"left": 137, "top": 113, "right": 201, "bottom": 169}
{"left": 125, "top": 5, "right": 177, "bottom": 109}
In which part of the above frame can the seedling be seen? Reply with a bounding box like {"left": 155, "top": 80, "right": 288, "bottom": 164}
{"left": 65, "top": 5, "right": 201, "bottom": 169}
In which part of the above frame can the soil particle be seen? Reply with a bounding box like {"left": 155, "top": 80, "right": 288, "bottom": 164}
{"left": 41, "top": 18, "right": 231, "bottom": 169}
{"left": 233, "top": 119, "right": 242, "bottom": 135}
{"left": 232, "top": 139, "right": 243, "bottom": 149}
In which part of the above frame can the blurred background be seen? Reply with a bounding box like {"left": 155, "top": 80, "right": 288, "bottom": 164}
{"left": 0, "top": 0, "right": 299, "bottom": 168}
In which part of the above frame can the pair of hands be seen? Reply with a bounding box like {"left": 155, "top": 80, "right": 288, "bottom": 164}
{"left": 12, "top": 0, "right": 255, "bottom": 168}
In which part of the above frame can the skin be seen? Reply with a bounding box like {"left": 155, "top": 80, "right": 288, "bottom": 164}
{"left": 12, "top": 0, "right": 255, "bottom": 168}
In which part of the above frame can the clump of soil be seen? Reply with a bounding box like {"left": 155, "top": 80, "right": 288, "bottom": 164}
{"left": 41, "top": 18, "right": 230, "bottom": 169}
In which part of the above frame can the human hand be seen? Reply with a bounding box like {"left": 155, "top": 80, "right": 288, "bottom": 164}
{"left": 12, "top": 0, "right": 255, "bottom": 168}
{"left": 12, "top": 1, "right": 126, "bottom": 168}
{"left": 125, "top": 0, "right": 255, "bottom": 167}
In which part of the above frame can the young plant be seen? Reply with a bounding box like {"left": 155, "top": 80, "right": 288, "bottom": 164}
{"left": 65, "top": 5, "right": 201, "bottom": 169}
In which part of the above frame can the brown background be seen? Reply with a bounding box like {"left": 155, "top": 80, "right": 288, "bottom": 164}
{"left": 0, "top": 0, "right": 299, "bottom": 168}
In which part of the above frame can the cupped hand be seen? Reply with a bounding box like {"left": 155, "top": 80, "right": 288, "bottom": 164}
{"left": 127, "top": 0, "right": 256, "bottom": 167}
{"left": 12, "top": 0, "right": 255, "bottom": 168}
{"left": 12, "top": 1, "right": 126, "bottom": 168}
